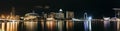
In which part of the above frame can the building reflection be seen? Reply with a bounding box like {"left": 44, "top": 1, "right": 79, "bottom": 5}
{"left": 46, "top": 21, "right": 56, "bottom": 31}
{"left": 24, "top": 22, "right": 38, "bottom": 31}
{"left": 6, "top": 22, "right": 18, "bottom": 31}
{"left": 66, "top": 20, "right": 74, "bottom": 31}
{"left": 41, "top": 21, "right": 44, "bottom": 31}
{"left": 0, "top": 22, "right": 5, "bottom": 31}
{"left": 57, "top": 21, "right": 64, "bottom": 31}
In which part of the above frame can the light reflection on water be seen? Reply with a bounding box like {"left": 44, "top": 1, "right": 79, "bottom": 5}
{"left": 66, "top": 21, "right": 74, "bottom": 31}
{"left": 7, "top": 22, "right": 18, "bottom": 31}
{"left": 46, "top": 21, "right": 56, "bottom": 31}
{"left": 0, "top": 21, "right": 118, "bottom": 31}
{"left": 24, "top": 22, "right": 38, "bottom": 31}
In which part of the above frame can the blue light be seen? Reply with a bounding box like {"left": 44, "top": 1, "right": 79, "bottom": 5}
{"left": 88, "top": 16, "right": 92, "bottom": 20}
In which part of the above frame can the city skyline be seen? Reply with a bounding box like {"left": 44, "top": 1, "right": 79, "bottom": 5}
{"left": 0, "top": 0, "right": 118, "bottom": 18}
{"left": 0, "top": 0, "right": 120, "bottom": 31}
{"left": 0, "top": 7, "right": 115, "bottom": 19}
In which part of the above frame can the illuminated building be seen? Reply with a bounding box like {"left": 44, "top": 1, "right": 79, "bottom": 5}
{"left": 0, "top": 7, "right": 20, "bottom": 21}
{"left": 24, "top": 11, "right": 39, "bottom": 21}
{"left": 46, "top": 17, "right": 55, "bottom": 21}
{"left": 55, "top": 13, "right": 64, "bottom": 19}
{"left": 49, "top": 12, "right": 55, "bottom": 18}
{"left": 113, "top": 8, "right": 120, "bottom": 30}
{"left": 113, "top": 8, "right": 120, "bottom": 18}
{"left": 46, "top": 12, "right": 56, "bottom": 21}
{"left": 55, "top": 9, "right": 64, "bottom": 20}
{"left": 66, "top": 11, "right": 74, "bottom": 19}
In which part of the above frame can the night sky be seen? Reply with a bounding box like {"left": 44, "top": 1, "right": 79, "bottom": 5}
{"left": 0, "top": 0, "right": 119, "bottom": 18}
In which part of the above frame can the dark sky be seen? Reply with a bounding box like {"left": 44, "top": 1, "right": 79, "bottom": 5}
{"left": 0, "top": 0, "right": 119, "bottom": 18}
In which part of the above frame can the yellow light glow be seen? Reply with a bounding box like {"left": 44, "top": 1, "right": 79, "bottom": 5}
{"left": 24, "top": 22, "right": 37, "bottom": 31}
{"left": 2, "top": 23, "right": 5, "bottom": 31}
{"left": 66, "top": 21, "right": 74, "bottom": 29}
{"left": 46, "top": 21, "right": 56, "bottom": 30}
{"left": 6, "top": 22, "right": 18, "bottom": 31}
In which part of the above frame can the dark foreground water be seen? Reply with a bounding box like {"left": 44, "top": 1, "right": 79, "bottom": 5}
{"left": 0, "top": 21, "right": 119, "bottom": 31}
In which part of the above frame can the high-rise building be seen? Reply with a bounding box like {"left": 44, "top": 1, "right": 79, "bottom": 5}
{"left": 55, "top": 9, "right": 65, "bottom": 19}
{"left": 113, "top": 8, "right": 120, "bottom": 18}
{"left": 66, "top": 11, "right": 74, "bottom": 19}
{"left": 11, "top": 7, "right": 15, "bottom": 16}
{"left": 55, "top": 13, "right": 64, "bottom": 19}
{"left": 0, "top": 7, "right": 20, "bottom": 21}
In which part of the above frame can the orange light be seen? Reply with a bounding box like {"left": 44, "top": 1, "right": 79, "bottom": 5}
{"left": 46, "top": 21, "right": 56, "bottom": 30}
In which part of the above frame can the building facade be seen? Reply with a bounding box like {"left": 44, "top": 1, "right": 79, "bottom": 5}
{"left": 113, "top": 8, "right": 120, "bottom": 18}
{"left": 55, "top": 13, "right": 64, "bottom": 19}
{"left": 66, "top": 11, "right": 74, "bottom": 19}
{"left": 24, "top": 11, "right": 39, "bottom": 21}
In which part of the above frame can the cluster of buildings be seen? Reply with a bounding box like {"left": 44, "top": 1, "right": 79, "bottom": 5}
{"left": 23, "top": 9, "right": 74, "bottom": 21}
{"left": 1, "top": 7, "right": 120, "bottom": 22}
{"left": 0, "top": 7, "right": 75, "bottom": 21}
{"left": 0, "top": 7, "right": 20, "bottom": 22}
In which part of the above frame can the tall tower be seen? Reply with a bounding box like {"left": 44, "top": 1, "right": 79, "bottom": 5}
{"left": 10, "top": 7, "right": 15, "bottom": 16}
{"left": 66, "top": 11, "right": 74, "bottom": 19}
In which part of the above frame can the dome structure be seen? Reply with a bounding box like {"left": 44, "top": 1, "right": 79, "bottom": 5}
{"left": 24, "top": 11, "right": 39, "bottom": 21}
{"left": 25, "top": 11, "right": 39, "bottom": 17}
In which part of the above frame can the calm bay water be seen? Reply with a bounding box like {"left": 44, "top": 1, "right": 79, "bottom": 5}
{"left": 0, "top": 21, "right": 119, "bottom": 31}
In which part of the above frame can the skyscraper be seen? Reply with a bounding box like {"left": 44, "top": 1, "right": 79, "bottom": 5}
{"left": 55, "top": 13, "right": 64, "bottom": 19}
{"left": 55, "top": 9, "right": 65, "bottom": 19}
{"left": 66, "top": 11, "right": 74, "bottom": 19}
{"left": 11, "top": 7, "right": 15, "bottom": 16}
